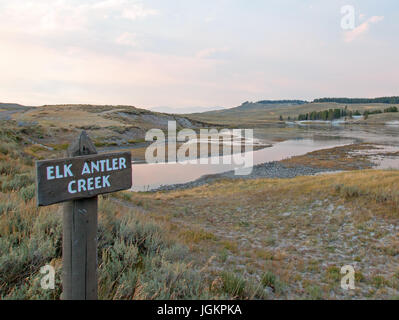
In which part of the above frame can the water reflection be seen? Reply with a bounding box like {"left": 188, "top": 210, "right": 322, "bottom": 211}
{"left": 131, "top": 138, "right": 353, "bottom": 191}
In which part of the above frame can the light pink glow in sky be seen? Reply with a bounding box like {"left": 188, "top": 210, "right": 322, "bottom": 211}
{"left": 0, "top": 0, "right": 397, "bottom": 110}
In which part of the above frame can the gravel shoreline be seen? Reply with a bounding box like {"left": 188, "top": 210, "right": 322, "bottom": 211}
{"left": 154, "top": 161, "right": 335, "bottom": 192}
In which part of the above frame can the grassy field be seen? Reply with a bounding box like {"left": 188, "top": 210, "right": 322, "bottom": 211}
{"left": 8, "top": 104, "right": 209, "bottom": 152}
{"left": 1, "top": 120, "right": 399, "bottom": 299}
{"left": 187, "top": 102, "right": 399, "bottom": 126}
{"left": 354, "top": 112, "right": 399, "bottom": 124}
{"left": 3, "top": 104, "right": 266, "bottom": 163}
{"left": 121, "top": 170, "right": 399, "bottom": 299}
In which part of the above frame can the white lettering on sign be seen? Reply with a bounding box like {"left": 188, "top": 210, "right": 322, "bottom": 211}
{"left": 43, "top": 156, "right": 129, "bottom": 195}
{"left": 81, "top": 157, "right": 127, "bottom": 175}
{"left": 67, "top": 175, "right": 111, "bottom": 194}
{"left": 36, "top": 151, "right": 131, "bottom": 206}
{"left": 47, "top": 166, "right": 55, "bottom": 180}
{"left": 68, "top": 181, "right": 77, "bottom": 194}
{"left": 45, "top": 157, "right": 127, "bottom": 181}
{"left": 46, "top": 164, "right": 74, "bottom": 180}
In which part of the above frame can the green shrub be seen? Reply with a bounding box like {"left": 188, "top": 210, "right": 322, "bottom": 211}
{"left": 98, "top": 239, "right": 140, "bottom": 299}
{"left": 0, "top": 162, "right": 20, "bottom": 175}
{"left": 162, "top": 244, "right": 189, "bottom": 263}
{"left": 128, "top": 139, "right": 145, "bottom": 144}
{"left": 96, "top": 199, "right": 214, "bottom": 300}
{"left": 94, "top": 141, "right": 107, "bottom": 147}
{"left": 325, "top": 266, "right": 341, "bottom": 282}
{"left": 1, "top": 194, "right": 215, "bottom": 300}
{"left": 220, "top": 271, "right": 246, "bottom": 298}
{"left": 0, "top": 200, "right": 17, "bottom": 215}
{"left": 20, "top": 184, "right": 36, "bottom": 202}
{"left": 0, "top": 206, "right": 62, "bottom": 299}
{"left": 261, "top": 271, "right": 276, "bottom": 288}
{"left": 1, "top": 173, "right": 34, "bottom": 192}
{"left": 306, "top": 285, "right": 323, "bottom": 299}
{"left": 136, "top": 256, "right": 213, "bottom": 299}
{"left": 372, "top": 276, "right": 388, "bottom": 288}
{"left": 22, "top": 157, "right": 34, "bottom": 166}
{"left": 384, "top": 106, "right": 398, "bottom": 113}
{"left": 50, "top": 143, "right": 69, "bottom": 151}
{"left": 0, "top": 143, "right": 13, "bottom": 155}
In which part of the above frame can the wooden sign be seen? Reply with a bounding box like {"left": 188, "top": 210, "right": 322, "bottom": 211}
{"left": 35, "top": 131, "right": 134, "bottom": 300}
{"left": 36, "top": 151, "right": 132, "bottom": 206}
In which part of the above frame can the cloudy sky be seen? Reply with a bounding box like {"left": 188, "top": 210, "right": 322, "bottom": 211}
{"left": 0, "top": 0, "right": 398, "bottom": 110}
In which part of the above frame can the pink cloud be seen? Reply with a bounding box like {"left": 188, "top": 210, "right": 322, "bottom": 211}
{"left": 344, "top": 16, "right": 384, "bottom": 43}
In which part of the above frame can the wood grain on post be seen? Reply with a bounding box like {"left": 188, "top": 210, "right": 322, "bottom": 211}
{"left": 62, "top": 131, "right": 98, "bottom": 300}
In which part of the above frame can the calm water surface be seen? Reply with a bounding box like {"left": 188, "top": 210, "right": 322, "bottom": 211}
{"left": 131, "top": 138, "right": 354, "bottom": 191}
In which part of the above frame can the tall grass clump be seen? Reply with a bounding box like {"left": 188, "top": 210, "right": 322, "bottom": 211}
{"left": 1, "top": 173, "right": 35, "bottom": 192}
{"left": 333, "top": 170, "right": 399, "bottom": 214}
{"left": 220, "top": 271, "right": 246, "bottom": 298}
{"left": 0, "top": 193, "right": 63, "bottom": 299}
{"left": 1, "top": 194, "right": 220, "bottom": 299}
{"left": 217, "top": 271, "right": 268, "bottom": 299}
{"left": 20, "top": 184, "right": 36, "bottom": 202}
{"left": 97, "top": 199, "right": 216, "bottom": 299}
{"left": 0, "top": 161, "right": 21, "bottom": 175}
{"left": 261, "top": 271, "right": 276, "bottom": 288}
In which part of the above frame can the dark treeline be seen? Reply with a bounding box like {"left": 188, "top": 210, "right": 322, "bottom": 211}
{"left": 297, "top": 106, "right": 398, "bottom": 121}
{"left": 313, "top": 97, "right": 399, "bottom": 104}
{"left": 298, "top": 107, "right": 351, "bottom": 121}
{"left": 383, "top": 106, "right": 399, "bottom": 113}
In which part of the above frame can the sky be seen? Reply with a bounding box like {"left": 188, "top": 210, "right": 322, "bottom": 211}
{"left": 0, "top": 0, "right": 398, "bottom": 110}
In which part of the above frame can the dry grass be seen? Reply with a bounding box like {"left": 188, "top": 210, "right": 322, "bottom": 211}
{"left": 355, "top": 112, "right": 399, "bottom": 124}
{"left": 0, "top": 121, "right": 268, "bottom": 300}
{"left": 125, "top": 169, "right": 399, "bottom": 299}
{"left": 188, "top": 102, "right": 398, "bottom": 126}
{"left": 3, "top": 119, "right": 399, "bottom": 299}
{"left": 13, "top": 105, "right": 125, "bottom": 130}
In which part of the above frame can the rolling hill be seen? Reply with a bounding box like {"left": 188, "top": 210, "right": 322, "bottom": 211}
{"left": 2, "top": 103, "right": 211, "bottom": 149}
{"left": 186, "top": 100, "right": 399, "bottom": 126}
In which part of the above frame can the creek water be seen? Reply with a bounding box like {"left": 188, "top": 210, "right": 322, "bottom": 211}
{"left": 131, "top": 137, "right": 354, "bottom": 191}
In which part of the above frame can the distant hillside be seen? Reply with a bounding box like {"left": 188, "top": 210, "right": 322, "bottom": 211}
{"left": 188, "top": 100, "right": 307, "bottom": 116}
{"left": 185, "top": 100, "right": 312, "bottom": 125}
{"left": 313, "top": 97, "right": 399, "bottom": 104}
{"left": 257, "top": 100, "right": 308, "bottom": 105}
{"left": 0, "top": 103, "right": 32, "bottom": 120}
{"left": 3, "top": 103, "right": 212, "bottom": 149}
{"left": 150, "top": 105, "right": 225, "bottom": 114}
{"left": 187, "top": 100, "right": 399, "bottom": 126}
{"left": 0, "top": 102, "right": 31, "bottom": 110}
{"left": 232, "top": 100, "right": 307, "bottom": 111}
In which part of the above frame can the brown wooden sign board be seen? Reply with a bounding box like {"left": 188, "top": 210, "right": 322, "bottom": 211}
{"left": 36, "top": 151, "right": 132, "bottom": 206}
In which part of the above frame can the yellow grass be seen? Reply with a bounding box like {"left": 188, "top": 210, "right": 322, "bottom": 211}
{"left": 188, "top": 102, "right": 398, "bottom": 125}
{"left": 121, "top": 169, "right": 399, "bottom": 299}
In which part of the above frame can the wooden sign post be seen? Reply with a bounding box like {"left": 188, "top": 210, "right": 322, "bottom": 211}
{"left": 36, "top": 131, "right": 132, "bottom": 300}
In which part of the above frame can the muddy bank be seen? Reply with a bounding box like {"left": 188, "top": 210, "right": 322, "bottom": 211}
{"left": 154, "top": 161, "right": 335, "bottom": 192}
{"left": 153, "top": 142, "right": 399, "bottom": 192}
